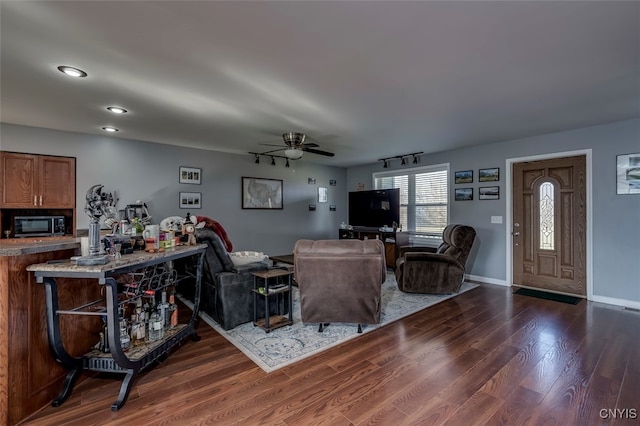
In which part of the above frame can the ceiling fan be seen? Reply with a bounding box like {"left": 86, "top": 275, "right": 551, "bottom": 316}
{"left": 258, "top": 132, "right": 335, "bottom": 159}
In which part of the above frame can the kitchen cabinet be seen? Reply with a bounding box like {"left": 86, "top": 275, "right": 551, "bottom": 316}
{"left": 1, "top": 152, "right": 75, "bottom": 208}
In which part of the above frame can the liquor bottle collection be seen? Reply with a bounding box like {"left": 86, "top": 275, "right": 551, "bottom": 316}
{"left": 96, "top": 263, "right": 180, "bottom": 353}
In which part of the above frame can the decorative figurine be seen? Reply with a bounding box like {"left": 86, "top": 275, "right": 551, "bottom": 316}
{"left": 182, "top": 213, "right": 197, "bottom": 245}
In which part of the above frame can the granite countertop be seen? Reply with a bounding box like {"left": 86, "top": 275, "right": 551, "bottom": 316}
{"left": 27, "top": 243, "right": 207, "bottom": 276}
{"left": 0, "top": 237, "right": 81, "bottom": 256}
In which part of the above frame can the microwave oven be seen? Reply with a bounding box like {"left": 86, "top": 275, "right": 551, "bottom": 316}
{"left": 13, "top": 216, "right": 67, "bottom": 238}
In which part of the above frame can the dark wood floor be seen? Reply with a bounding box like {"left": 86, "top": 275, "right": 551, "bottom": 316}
{"left": 23, "top": 283, "right": 640, "bottom": 426}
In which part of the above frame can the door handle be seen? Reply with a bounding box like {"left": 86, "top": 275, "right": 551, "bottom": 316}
{"left": 513, "top": 232, "right": 520, "bottom": 237}
{"left": 34, "top": 195, "right": 37, "bottom": 206}
{"left": 39, "top": 195, "right": 42, "bottom": 206}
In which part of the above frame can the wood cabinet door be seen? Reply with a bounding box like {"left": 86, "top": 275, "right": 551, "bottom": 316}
{"left": 1, "top": 152, "right": 38, "bottom": 207}
{"left": 38, "top": 156, "right": 75, "bottom": 208}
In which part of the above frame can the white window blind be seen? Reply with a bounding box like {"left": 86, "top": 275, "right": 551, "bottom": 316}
{"left": 374, "top": 164, "right": 449, "bottom": 240}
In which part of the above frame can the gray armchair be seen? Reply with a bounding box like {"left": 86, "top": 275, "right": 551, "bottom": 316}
{"left": 294, "top": 239, "right": 386, "bottom": 332}
{"left": 395, "top": 224, "right": 476, "bottom": 294}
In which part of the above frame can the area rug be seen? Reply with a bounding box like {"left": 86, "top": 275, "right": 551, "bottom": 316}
{"left": 188, "top": 274, "right": 477, "bottom": 373}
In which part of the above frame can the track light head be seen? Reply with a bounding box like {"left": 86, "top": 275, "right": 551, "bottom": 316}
{"left": 285, "top": 159, "right": 290, "bottom": 168}
{"left": 413, "top": 155, "right": 418, "bottom": 164}
{"left": 401, "top": 157, "right": 406, "bottom": 166}
{"left": 383, "top": 160, "right": 388, "bottom": 169}
{"left": 271, "top": 156, "right": 276, "bottom": 166}
{"left": 255, "top": 155, "right": 260, "bottom": 164}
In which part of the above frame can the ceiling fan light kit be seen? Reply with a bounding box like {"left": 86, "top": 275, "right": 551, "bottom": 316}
{"left": 378, "top": 151, "right": 423, "bottom": 169}
{"left": 284, "top": 148, "right": 304, "bottom": 159}
{"left": 251, "top": 132, "right": 335, "bottom": 162}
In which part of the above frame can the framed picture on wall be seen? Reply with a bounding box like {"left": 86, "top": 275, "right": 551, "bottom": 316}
{"left": 617, "top": 153, "right": 640, "bottom": 194}
{"left": 479, "top": 167, "right": 500, "bottom": 182}
{"left": 479, "top": 186, "right": 500, "bottom": 200}
{"left": 242, "top": 177, "right": 283, "bottom": 209}
{"left": 318, "top": 187, "right": 328, "bottom": 203}
{"left": 455, "top": 188, "right": 473, "bottom": 201}
{"left": 179, "top": 192, "right": 201, "bottom": 209}
{"left": 179, "top": 166, "right": 201, "bottom": 184}
{"left": 454, "top": 170, "right": 473, "bottom": 184}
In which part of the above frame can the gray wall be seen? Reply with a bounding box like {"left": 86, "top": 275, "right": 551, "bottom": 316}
{"left": 348, "top": 119, "right": 640, "bottom": 305}
{"left": 3, "top": 120, "right": 639, "bottom": 305}
{"left": 1, "top": 123, "right": 348, "bottom": 254}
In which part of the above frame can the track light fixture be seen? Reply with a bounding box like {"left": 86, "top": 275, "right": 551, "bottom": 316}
{"left": 248, "top": 151, "right": 300, "bottom": 168}
{"left": 378, "top": 151, "right": 423, "bottom": 168}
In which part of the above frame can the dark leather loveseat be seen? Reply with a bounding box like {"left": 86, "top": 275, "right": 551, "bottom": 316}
{"left": 177, "top": 229, "right": 284, "bottom": 330}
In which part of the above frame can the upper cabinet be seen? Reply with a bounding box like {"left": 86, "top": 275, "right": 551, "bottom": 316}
{"left": 1, "top": 152, "right": 76, "bottom": 208}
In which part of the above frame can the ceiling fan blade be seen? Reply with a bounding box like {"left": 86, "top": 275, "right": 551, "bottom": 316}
{"left": 258, "top": 147, "right": 286, "bottom": 154}
{"left": 303, "top": 147, "right": 335, "bottom": 157}
{"left": 258, "top": 143, "right": 286, "bottom": 147}
{"left": 302, "top": 142, "right": 319, "bottom": 148}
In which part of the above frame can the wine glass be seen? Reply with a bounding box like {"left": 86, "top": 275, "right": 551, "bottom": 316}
{"left": 3, "top": 230, "right": 10, "bottom": 239}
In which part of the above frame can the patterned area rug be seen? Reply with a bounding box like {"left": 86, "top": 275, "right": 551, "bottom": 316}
{"left": 193, "top": 273, "right": 477, "bottom": 372}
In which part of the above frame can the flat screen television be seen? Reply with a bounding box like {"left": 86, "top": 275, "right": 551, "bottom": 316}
{"left": 348, "top": 188, "right": 400, "bottom": 228}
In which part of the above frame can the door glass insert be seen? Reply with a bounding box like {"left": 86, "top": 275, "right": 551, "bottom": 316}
{"left": 539, "top": 182, "right": 554, "bottom": 250}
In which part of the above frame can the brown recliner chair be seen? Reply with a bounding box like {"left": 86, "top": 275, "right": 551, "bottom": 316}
{"left": 294, "top": 239, "right": 387, "bottom": 332}
{"left": 395, "top": 224, "right": 476, "bottom": 294}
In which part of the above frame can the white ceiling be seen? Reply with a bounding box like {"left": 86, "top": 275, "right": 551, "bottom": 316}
{"left": 1, "top": 1, "right": 638, "bottom": 167}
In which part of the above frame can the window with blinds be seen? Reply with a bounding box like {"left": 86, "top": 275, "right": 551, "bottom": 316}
{"left": 374, "top": 164, "right": 449, "bottom": 240}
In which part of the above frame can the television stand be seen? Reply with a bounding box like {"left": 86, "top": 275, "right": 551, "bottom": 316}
{"left": 338, "top": 227, "right": 409, "bottom": 269}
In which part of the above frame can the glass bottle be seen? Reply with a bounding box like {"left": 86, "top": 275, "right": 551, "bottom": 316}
{"left": 159, "top": 290, "right": 170, "bottom": 329}
{"left": 118, "top": 308, "right": 130, "bottom": 351}
{"left": 169, "top": 292, "right": 178, "bottom": 329}
{"left": 148, "top": 308, "right": 164, "bottom": 342}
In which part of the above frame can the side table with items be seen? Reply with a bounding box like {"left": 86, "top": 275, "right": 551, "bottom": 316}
{"left": 252, "top": 269, "right": 294, "bottom": 333}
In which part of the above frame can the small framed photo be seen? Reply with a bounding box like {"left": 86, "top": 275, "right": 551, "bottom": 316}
{"left": 179, "top": 192, "right": 201, "bottom": 209}
{"left": 318, "top": 187, "right": 328, "bottom": 203}
{"left": 455, "top": 188, "right": 473, "bottom": 201}
{"left": 309, "top": 204, "right": 316, "bottom": 211}
{"left": 454, "top": 170, "right": 473, "bottom": 184}
{"left": 479, "top": 186, "right": 500, "bottom": 200}
{"left": 308, "top": 177, "right": 316, "bottom": 185}
{"left": 329, "top": 179, "right": 337, "bottom": 186}
{"left": 617, "top": 153, "right": 640, "bottom": 194}
{"left": 179, "top": 166, "right": 202, "bottom": 184}
{"left": 329, "top": 205, "right": 336, "bottom": 211}
{"left": 479, "top": 167, "right": 500, "bottom": 182}
{"left": 242, "top": 177, "right": 283, "bottom": 209}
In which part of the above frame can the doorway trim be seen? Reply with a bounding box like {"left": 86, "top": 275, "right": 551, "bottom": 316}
{"left": 505, "top": 149, "right": 593, "bottom": 300}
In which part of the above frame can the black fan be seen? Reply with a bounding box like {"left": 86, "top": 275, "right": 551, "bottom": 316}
{"left": 258, "top": 132, "right": 335, "bottom": 159}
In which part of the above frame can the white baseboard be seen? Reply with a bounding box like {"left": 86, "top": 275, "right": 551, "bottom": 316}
{"left": 465, "top": 274, "right": 509, "bottom": 287}
{"left": 590, "top": 295, "right": 640, "bottom": 310}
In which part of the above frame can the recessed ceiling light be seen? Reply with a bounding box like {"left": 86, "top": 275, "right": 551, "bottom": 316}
{"left": 57, "top": 66, "right": 87, "bottom": 78}
{"left": 102, "top": 126, "right": 119, "bottom": 132}
{"left": 107, "top": 106, "right": 128, "bottom": 114}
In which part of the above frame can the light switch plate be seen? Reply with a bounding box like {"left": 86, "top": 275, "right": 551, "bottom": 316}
{"left": 491, "top": 216, "right": 503, "bottom": 224}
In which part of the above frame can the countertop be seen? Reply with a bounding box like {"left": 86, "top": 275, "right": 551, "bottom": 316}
{"left": 0, "top": 237, "right": 80, "bottom": 256}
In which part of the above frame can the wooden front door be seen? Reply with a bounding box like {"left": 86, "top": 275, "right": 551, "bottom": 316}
{"left": 512, "top": 155, "right": 586, "bottom": 296}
